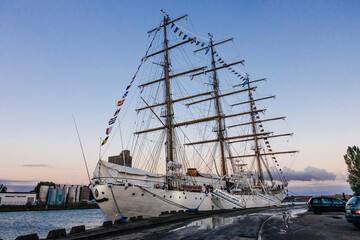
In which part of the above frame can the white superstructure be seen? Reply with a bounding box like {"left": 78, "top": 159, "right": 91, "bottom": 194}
{"left": 91, "top": 161, "right": 285, "bottom": 221}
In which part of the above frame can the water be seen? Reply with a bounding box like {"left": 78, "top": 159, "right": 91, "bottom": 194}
{"left": 0, "top": 209, "right": 109, "bottom": 240}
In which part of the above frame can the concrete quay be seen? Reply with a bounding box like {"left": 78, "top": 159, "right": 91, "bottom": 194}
{"left": 15, "top": 205, "right": 360, "bottom": 240}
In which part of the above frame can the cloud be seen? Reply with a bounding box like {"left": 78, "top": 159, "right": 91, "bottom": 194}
{"left": 21, "top": 164, "right": 53, "bottom": 168}
{"left": 267, "top": 166, "right": 337, "bottom": 181}
{"left": 0, "top": 179, "right": 38, "bottom": 186}
{"left": 288, "top": 182, "right": 353, "bottom": 196}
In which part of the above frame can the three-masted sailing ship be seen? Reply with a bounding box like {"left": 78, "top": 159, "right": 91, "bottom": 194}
{"left": 91, "top": 12, "right": 298, "bottom": 221}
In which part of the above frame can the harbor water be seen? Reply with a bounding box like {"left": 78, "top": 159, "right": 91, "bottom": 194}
{"left": 0, "top": 209, "right": 108, "bottom": 240}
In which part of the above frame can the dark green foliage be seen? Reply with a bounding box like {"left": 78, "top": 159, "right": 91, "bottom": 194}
{"left": 0, "top": 184, "right": 7, "bottom": 193}
{"left": 344, "top": 146, "right": 360, "bottom": 196}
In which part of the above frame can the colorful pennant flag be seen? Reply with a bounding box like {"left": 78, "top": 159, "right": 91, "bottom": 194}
{"left": 126, "top": 83, "right": 133, "bottom": 91}
{"left": 117, "top": 99, "right": 125, "bottom": 106}
{"left": 114, "top": 108, "right": 121, "bottom": 117}
{"left": 122, "top": 91, "right": 129, "bottom": 99}
{"left": 101, "top": 136, "right": 109, "bottom": 146}
{"left": 108, "top": 117, "right": 117, "bottom": 125}
{"left": 106, "top": 126, "right": 113, "bottom": 135}
{"left": 101, "top": 26, "right": 161, "bottom": 147}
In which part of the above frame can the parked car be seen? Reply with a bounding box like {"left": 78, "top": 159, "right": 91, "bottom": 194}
{"left": 345, "top": 196, "right": 360, "bottom": 229}
{"left": 308, "top": 196, "right": 346, "bottom": 214}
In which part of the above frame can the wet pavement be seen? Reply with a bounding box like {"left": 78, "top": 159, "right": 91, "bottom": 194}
{"left": 101, "top": 207, "right": 360, "bottom": 240}
{"left": 100, "top": 207, "right": 301, "bottom": 240}
{"left": 59, "top": 205, "right": 360, "bottom": 240}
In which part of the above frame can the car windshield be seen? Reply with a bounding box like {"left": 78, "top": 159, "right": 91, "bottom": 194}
{"left": 311, "top": 198, "right": 321, "bottom": 203}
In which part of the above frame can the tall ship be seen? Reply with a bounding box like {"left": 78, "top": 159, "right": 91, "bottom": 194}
{"left": 90, "top": 12, "right": 298, "bottom": 222}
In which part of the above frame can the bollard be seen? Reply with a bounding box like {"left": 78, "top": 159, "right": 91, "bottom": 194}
{"left": 114, "top": 219, "right": 124, "bottom": 225}
{"left": 69, "top": 225, "right": 86, "bottom": 234}
{"left": 102, "top": 220, "right": 113, "bottom": 227}
{"left": 15, "top": 233, "right": 39, "bottom": 240}
{"left": 46, "top": 228, "right": 66, "bottom": 239}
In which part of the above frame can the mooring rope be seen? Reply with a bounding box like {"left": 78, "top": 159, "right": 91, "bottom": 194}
{"left": 136, "top": 185, "right": 189, "bottom": 210}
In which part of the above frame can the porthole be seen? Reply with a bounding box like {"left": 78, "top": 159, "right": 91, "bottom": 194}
{"left": 195, "top": 197, "right": 197, "bottom": 200}
{"left": 95, "top": 189, "right": 99, "bottom": 198}
{"left": 132, "top": 193, "right": 135, "bottom": 196}
{"left": 141, "top": 193, "right": 144, "bottom": 196}
{"left": 179, "top": 196, "right": 181, "bottom": 199}
{"left": 200, "top": 198, "right": 202, "bottom": 200}
{"left": 163, "top": 195, "right": 166, "bottom": 198}
{"left": 170, "top": 196, "right": 172, "bottom": 198}
{"left": 185, "top": 197, "right": 187, "bottom": 199}
{"left": 102, "top": 192, "right": 105, "bottom": 195}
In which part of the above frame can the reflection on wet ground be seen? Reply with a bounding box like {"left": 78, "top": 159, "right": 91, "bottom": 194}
{"left": 102, "top": 206, "right": 359, "bottom": 240}
{"left": 165, "top": 207, "right": 307, "bottom": 240}
{"left": 107, "top": 206, "right": 307, "bottom": 240}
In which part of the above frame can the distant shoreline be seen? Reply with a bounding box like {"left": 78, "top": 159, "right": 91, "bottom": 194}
{"left": 0, "top": 203, "right": 99, "bottom": 212}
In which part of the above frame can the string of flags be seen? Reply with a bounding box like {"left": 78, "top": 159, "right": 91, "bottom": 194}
{"left": 170, "top": 21, "right": 249, "bottom": 88}
{"left": 214, "top": 53, "right": 248, "bottom": 87}
{"left": 101, "top": 27, "right": 161, "bottom": 146}
{"left": 171, "top": 22, "right": 209, "bottom": 48}
{"left": 250, "top": 96, "right": 287, "bottom": 183}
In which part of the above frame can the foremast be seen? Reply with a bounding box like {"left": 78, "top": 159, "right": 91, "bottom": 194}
{"left": 162, "top": 13, "right": 174, "bottom": 165}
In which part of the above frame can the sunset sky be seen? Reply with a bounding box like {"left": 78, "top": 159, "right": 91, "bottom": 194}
{"left": 1, "top": 0, "right": 359, "bottom": 195}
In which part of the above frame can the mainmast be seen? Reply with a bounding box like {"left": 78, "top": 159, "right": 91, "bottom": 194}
{"left": 163, "top": 13, "right": 174, "bottom": 164}
{"left": 246, "top": 74, "right": 264, "bottom": 183}
{"left": 209, "top": 34, "right": 227, "bottom": 176}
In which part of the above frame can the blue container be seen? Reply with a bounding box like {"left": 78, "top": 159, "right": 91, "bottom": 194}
{"left": 47, "top": 189, "right": 57, "bottom": 205}
{"left": 55, "top": 189, "right": 64, "bottom": 204}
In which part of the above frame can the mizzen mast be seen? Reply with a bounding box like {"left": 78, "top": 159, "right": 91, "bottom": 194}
{"left": 229, "top": 77, "right": 298, "bottom": 184}
{"left": 246, "top": 74, "right": 264, "bottom": 183}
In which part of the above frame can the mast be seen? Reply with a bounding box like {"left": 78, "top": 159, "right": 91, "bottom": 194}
{"left": 209, "top": 33, "right": 227, "bottom": 176}
{"left": 246, "top": 74, "right": 264, "bottom": 183}
{"left": 163, "top": 13, "right": 174, "bottom": 164}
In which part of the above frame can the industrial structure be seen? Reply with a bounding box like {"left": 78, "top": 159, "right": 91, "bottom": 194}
{"left": 108, "top": 150, "right": 132, "bottom": 167}
{"left": 0, "top": 184, "right": 90, "bottom": 206}
{"left": 0, "top": 192, "right": 36, "bottom": 205}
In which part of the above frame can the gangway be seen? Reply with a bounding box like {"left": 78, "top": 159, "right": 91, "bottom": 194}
{"left": 254, "top": 191, "right": 278, "bottom": 205}
{"left": 211, "top": 189, "right": 245, "bottom": 208}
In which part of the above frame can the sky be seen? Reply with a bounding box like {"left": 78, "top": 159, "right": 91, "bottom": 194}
{"left": 0, "top": 0, "right": 359, "bottom": 195}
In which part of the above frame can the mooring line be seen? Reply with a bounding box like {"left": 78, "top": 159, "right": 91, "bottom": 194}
{"left": 136, "top": 185, "right": 189, "bottom": 210}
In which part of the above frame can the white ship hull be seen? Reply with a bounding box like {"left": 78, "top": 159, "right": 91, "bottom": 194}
{"left": 92, "top": 184, "right": 285, "bottom": 221}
